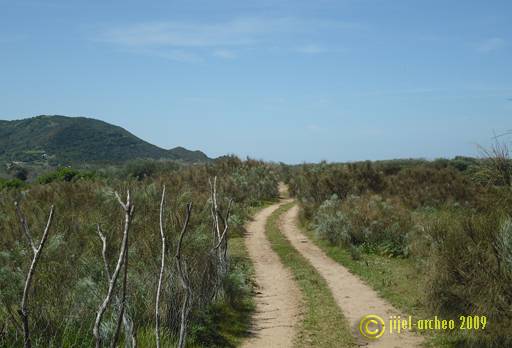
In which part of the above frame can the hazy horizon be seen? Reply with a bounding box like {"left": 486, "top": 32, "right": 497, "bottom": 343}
{"left": 1, "top": 1, "right": 511, "bottom": 163}
{"left": 0, "top": 113, "right": 503, "bottom": 165}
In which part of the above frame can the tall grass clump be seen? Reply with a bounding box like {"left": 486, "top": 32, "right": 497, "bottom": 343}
{"left": 424, "top": 212, "right": 512, "bottom": 347}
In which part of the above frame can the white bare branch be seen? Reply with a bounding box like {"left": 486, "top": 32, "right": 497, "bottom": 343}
{"left": 175, "top": 203, "right": 193, "bottom": 348}
{"left": 155, "top": 185, "right": 166, "bottom": 348}
{"left": 96, "top": 225, "right": 111, "bottom": 281}
{"left": 93, "top": 191, "right": 134, "bottom": 348}
{"left": 16, "top": 203, "right": 55, "bottom": 348}
{"left": 212, "top": 199, "right": 233, "bottom": 250}
{"left": 209, "top": 177, "right": 221, "bottom": 242}
{"left": 14, "top": 202, "right": 36, "bottom": 253}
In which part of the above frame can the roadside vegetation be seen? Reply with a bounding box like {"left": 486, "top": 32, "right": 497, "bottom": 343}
{"left": 0, "top": 156, "right": 278, "bottom": 347}
{"left": 265, "top": 203, "right": 355, "bottom": 348}
{"left": 286, "top": 140, "right": 512, "bottom": 348}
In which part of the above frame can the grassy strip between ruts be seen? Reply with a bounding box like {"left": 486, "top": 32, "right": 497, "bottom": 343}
{"left": 266, "top": 202, "right": 356, "bottom": 348}
{"left": 299, "top": 220, "right": 463, "bottom": 348}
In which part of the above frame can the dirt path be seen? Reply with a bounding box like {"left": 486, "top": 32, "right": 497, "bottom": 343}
{"left": 279, "top": 205, "right": 423, "bottom": 348}
{"left": 242, "top": 201, "right": 302, "bottom": 348}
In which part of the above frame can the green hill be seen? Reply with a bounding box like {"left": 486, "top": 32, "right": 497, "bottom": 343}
{"left": 0, "top": 115, "right": 210, "bottom": 165}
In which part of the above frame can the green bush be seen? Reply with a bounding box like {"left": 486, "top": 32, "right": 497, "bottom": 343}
{"left": 122, "top": 159, "right": 159, "bottom": 180}
{"left": 312, "top": 194, "right": 413, "bottom": 256}
{"left": 313, "top": 195, "right": 352, "bottom": 246}
{"left": 424, "top": 212, "right": 512, "bottom": 347}
{"left": 385, "top": 165, "right": 479, "bottom": 209}
{"left": 35, "top": 167, "right": 98, "bottom": 184}
{"left": 0, "top": 177, "right": 25, "bottom": 190}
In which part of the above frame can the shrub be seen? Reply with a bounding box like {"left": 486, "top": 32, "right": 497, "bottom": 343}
{"left": 424, "top": 212, "right": 512, "bottom": 346}
{"left": 473, "top": 139, "right": 512, "bottom": 187}
{"left": 122, "top": 159, "right": 159, "bottom": 180}
{"left": 386, "top": 165, "right": 479, "bottom": 208}
{"left": 35, "top": 167, "right": 98, "bottom": 184}
{"left": 312, "top": 194, "right": 413, "bottom": 256}
{"left": 347, "top": 161, "right": 386, "bottom": 193}
{"left": 342, "top": 194, "right": 413, "bottom": 256}
{"left": 313, "top": 195, "right": 352, "bottom": 246}
{"left": 37, "top": 167, "right": 79, "bottom": 183}
{"left": 0, "top": 177, "right": 25, "bottom": 190}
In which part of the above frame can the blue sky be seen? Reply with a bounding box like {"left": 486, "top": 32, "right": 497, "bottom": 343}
{"left": 1, "top": 0, "right": 511, "bottom": 163}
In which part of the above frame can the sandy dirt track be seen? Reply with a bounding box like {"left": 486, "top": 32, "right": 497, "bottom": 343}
{"left": 242, "top": 201, "right": 302, "bottom": 348}
{"left": 279, "top": 205, "right": 423, "bottom": 348}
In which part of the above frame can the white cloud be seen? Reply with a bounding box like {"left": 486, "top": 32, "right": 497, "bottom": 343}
{"left": 476, "top": 37, "right": 506, "bottom": 53}
{"left": 213, "top": 49, "right": 237, "bottom": 59}
{"left": 125, "top": 47, "right": 203, "bottom": 62}
{"left": 306, "top": 124, "right": 326, "bottom": 132}
{"left": 296, "top": 44, "right": 326, "bottom": 54}
{"left": 101, "top": 18, "right": 267, "bottom": 47}
{"left": 97, "top": 17, "right": 356, "bottom": 61}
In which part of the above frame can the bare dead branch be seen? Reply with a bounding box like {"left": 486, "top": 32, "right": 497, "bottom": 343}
{"left": 96, "top": 224, "right": 135, "bottom": 348}
{"left": 14, "top": 202, "right": 36, "bottom": 253}
{"left": 175, "top": 203, "right": 192, "bottom": 348}
{"left": 111, "top": 246, "right": 129, "bottom": 348}
{"left": 96, "top": 225, "right": 111, "bottom": 281}
{"left": 209, "top": 177, "right": 221, "bottom": 242}
{"left": 155, "top": 185, "right": 166, "bottom": 348}
{"left": 208, "top": 177, "right": 233, "bottom": 299}
{"left": 114, "top": 191, "right": 127, "bottom": 211}
{"left": 492, "top": 129, "right": 512, "bottom": 140}
{"left": 93, "top": 190, "right": 134, "bottom": 348}
{"left": 177, "top": 261, "right": 192, "bottom": 348}
{"left": 15, "top": 203, "right": 55, "bottom": 348}
{"left": 212, "top": 199, "right": 233, "bottom": 250}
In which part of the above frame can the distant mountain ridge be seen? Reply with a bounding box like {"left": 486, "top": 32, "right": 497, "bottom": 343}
{"left": 0, "top": 115, "right": 210, "bottom": 164}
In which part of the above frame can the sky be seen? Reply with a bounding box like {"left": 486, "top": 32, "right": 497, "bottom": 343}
{"left": 0, "top": 0, "right": 511, "bottom": 163}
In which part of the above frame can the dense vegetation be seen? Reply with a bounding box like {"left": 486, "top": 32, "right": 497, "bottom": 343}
{"left": 0, "top": 156, "right": 279, "bottom": 347}
{"left": 0, "top": 116, "right": 209, "bottom": 166}
{"left": 287, "top": 150, "right": 512, "bottom": 347}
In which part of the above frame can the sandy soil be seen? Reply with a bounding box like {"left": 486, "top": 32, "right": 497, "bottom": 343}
{"left": 242, "top": 201, "right": 302, "bottom": 348}
{"left": 279, "top": 205, "right": 423, "bottom": 348}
